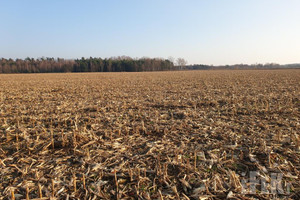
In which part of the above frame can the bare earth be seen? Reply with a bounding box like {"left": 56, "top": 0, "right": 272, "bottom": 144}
{"left": 0, "top": 70, "right": 299, "bottom": 199}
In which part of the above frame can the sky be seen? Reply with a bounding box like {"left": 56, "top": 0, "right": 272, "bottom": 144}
{"left": 1, "top": 0, "right": 300, "bottom": 65}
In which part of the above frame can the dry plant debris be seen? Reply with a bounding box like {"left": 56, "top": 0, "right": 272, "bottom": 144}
{"left": 0, "top": 70, "right": 299, "bottom": 199}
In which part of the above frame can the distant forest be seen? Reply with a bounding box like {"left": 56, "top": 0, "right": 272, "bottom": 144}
{"left": 0, "top": 57, "right": 299, "bottom": 73}
{"left": 0, "top": 57, "right": 175, "bottom": 73}
{"left": 186, "top": 63, "right": 300, "bottom": 70}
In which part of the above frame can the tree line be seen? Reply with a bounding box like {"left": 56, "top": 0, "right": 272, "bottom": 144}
{"left": 0, "top": 56, "right": 176, "bottom": 73}
{"left": 185, "top": 63, "right": 300, "bottom": 70}
{"left": 2, "top": 56, "right": 296, "bottom": 73}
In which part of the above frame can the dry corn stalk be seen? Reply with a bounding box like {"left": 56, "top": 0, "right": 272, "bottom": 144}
{"left": 0, "top": 70, "right": 299, "bottom": 199}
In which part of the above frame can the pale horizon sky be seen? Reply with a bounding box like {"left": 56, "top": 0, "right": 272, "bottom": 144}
{"left": 1, "top": 0, "right": 300, "bottom": 65}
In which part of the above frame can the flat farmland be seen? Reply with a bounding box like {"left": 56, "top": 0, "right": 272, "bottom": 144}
{"left": 0, "top": 70, "right": 299, "bottom": 199}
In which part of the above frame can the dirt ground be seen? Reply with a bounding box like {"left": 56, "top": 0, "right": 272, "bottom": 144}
{"left": 0, "top": 70, "right": 299, "bottom": 199}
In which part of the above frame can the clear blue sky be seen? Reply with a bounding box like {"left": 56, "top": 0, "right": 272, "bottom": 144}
{"left": 1, "top": 0, "right": 300, "bottom": 65}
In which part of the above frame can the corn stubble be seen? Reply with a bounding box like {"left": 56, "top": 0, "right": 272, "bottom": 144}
{"left": 0, "top": 70, "right": 299, "bottom": 199}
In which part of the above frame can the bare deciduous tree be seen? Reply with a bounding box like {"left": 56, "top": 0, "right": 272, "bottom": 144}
{"left": 176, "top": 58, "right": 187, "bottom": 70}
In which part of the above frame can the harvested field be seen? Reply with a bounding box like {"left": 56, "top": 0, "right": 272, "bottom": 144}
{"left": 0, "top": 70, "right": 299, "bottom": 199}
